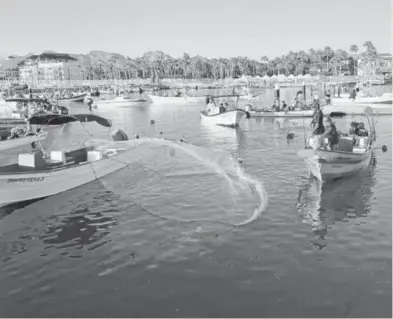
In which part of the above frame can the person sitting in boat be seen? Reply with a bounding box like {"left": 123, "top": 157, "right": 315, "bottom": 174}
{"left": 321, "top": 117, "right": 339, "bottom": 150}
{"left": 281, "top": 101, "right": 288, "bottom": 111}
{"left": 219, "top": 103, "right": 226, "bottom": 113}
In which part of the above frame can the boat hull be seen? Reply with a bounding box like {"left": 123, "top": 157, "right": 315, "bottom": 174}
{"left": 249, "top": 110, "right": 314, "bottom": 118}
{"left": 0, "top": 150, "right": 131, "bottom": 206}
{"left": 95, "top": 97, "right": 148, "bottom": 108}
{"left": 331, "top": 93, "right": 392, "bottom": 105}
{"left": 0, "top": 133, "right": 48, "bottom": 151}
{"left": 200, "top": 110, "right": 244, "bottom": 127}
{"left": 148, "top": 95, "right": 188, "bottom": 104}
{"left": 57, "top": 93, "right": 87, "bottom": 103}
{"left": 297, "top": 148, "right": 371, "bottom": 181}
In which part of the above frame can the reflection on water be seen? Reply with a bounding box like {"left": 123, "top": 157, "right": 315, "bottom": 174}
{"left": 297, "top": 154, "right": 377, "bottom": 249}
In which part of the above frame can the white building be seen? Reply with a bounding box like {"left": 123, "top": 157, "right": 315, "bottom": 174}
{"left": 18, "top": 52, "right": 82, "bottom": 83}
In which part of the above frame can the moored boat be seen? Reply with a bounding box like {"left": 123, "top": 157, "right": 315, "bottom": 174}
{"left": 200, "top": 94, "right": 247, "bottom": 127}
{"left": 57, "top": 93, "right": 87, "bottom": 103}
{"left": 93, "top": 96, "right": 148, "bottom": 108}
{"left": 147, "top": 94, "right": 188, "bottom": 104}
{"left": 297, "top": 106, "right": 376, "bottom": 182}
{"left": 331, "top": 92, "right": 392, "bottom": 105}
{"left": 0, "top": 113, "right": 125, "bottom": 207}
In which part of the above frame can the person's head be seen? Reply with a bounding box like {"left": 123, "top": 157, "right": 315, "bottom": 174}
{"left": 325, "top": 117, "right": 334, "bottom": 125}
{"left": 31, "top": 142, "right": 36, "bottom": 149}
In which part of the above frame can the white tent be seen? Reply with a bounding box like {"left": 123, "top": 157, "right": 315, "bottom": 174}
{"left": 288, "top": 74, "right": 295, "bottom": 78}
{"left": 262, "top": 75, "right": 270, "bottom": 80}
{"left": 238, "top": 75, "right": 249, "bottom": 83}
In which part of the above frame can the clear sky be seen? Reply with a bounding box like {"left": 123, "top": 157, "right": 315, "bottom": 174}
{"left": 0, "top": 0, "right": 391, "bottom": 59}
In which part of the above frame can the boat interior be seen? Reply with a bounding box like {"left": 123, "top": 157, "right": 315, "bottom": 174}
{"left": 0, "top": 146, "right": 106, "bottom": 174}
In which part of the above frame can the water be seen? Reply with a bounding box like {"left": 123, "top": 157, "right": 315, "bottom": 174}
{"left": 0, "top": 88, "right": 391, "bottom": 317}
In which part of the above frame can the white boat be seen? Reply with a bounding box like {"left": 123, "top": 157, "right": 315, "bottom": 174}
{"left": 57, "top": 93, "right": 87, "bottom": 103}
{"left": 0, "top": 113, "right": 122, "bottom": 207}
{"left": 94, "top": 96, "right": 148, "bottom": 108}
{"left": 297, "top": 106, "right": 376, "bottom": 182}
{"left": 184, "top": 95, "right": 205, "bottom": 103}
{"left": 200, "top": 110, "right": 245, "bottom": 127}
{"left": 248, "top": 109, "right": 314, "bottom": 118}
{"left": 200, "top": 94, "right": 246, "bottom": 127}
{"left": 147, "top": 94, "right": 188, "bottom": 104}
{"left": 0, "top": 130, "right": 49, "bottom": 152}
{"left": 331, "top": 92, "right": 392, "bottom": 105}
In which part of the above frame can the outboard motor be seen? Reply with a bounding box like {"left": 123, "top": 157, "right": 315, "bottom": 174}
{"left": 111, "top": 129, "right": 129, "bottom": 141}
{"left": 60, "top": 106, "right": 69, "bottom": 115}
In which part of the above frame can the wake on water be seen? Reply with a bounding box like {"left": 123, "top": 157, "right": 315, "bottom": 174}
{"left": 81, "top": 137, "right": 268, "bottom": 228}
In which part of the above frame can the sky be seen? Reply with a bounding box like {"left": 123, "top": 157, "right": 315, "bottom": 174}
{"left": 0, "top": 0, "right": 391, "bottom": 59}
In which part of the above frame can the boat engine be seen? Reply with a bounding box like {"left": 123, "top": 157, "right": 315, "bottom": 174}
{"left": 349, "top": 121, "right": 368, "bottom": 136}
{"left": 111, "top": 129, "right": 129, "bottom": 141}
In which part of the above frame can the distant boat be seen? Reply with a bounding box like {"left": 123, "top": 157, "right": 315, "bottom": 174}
{"left": 200, "top": 94, "right": 247, "bottom": 127}
{"left": 331, "top": 92, "right": 392, "bottom": 105}
{"left": 93, "top": 96, "right": 148, "bottom": 108}
{"left": 147, "top": 94, "right": 189, "bottom": 104}
{"left": 57, "top": 93, "right": 87, "bottom": 103}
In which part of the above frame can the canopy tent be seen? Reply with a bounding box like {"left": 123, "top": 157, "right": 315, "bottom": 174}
{"left": 238, "top": 75, "right": 249, "bottom": 83}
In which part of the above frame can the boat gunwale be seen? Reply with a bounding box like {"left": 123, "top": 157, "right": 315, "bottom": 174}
{"left": 0, "top": 147, "right": 131, "bottom": 176}
{"left": 200, "top": 109, "right": 244, "bottom": 118}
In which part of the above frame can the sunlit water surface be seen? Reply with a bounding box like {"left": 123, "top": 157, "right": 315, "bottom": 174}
{"left": 0, "top": 87, "right": 391, "bottom": 317}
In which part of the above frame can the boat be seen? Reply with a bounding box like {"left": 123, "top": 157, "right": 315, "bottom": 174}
{"left": 93, "top": 96, "right": 148, "bottom": 108}
{"left": 0, "top": 128, "right": 50, "bottom": 151}
{"left": 147, "top": 94, "right": 188, "bottom": 104}
{"left": 297, "top": 106, "right": 376, "bottom": 182}
{"left": 331, "top": 92, "right": 392, "bottom": 105}
{"left": 0, "top": 113, "right": 127, "bottom": 207}
{"left": 0, "top": 118, "right": 27, "bottom": 129}
{"left": 57, "top": 93, "right": 87, "bottom": 103}
{"left": 200, "top": 94, "right": 247, "bottom": 127}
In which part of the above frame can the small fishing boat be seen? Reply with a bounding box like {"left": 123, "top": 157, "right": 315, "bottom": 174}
{"left": 297, "top": 106, "right": 376, "bottom": 182}
{"left": 0, "top": 113, "right": 130, "bottom": 207}
{"left": 247, "top": 108, "right": 315, "bottom": 118}
{"left": 331, "top": 92, "right": 392, "bottom": 105}
{"left": 200, "top": 94, "right": 247, "bottom": 127}
{"left": 147, "top": 94, "right": 188, "bottom": 104}
{"left": 0, "top": 118, "right": 27, "bottom": 129}
{"left": 57, "top": 93, "right": 87, "bottom": 103}
{"left": 0, "top": 128, "right": 50, "bottom": 151}
{"left": 93, "top": 96, "right": 148, "bottom": 108}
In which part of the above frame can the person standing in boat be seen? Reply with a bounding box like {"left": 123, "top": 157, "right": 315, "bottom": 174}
{"left": 310, "top": 102, "right": 325, "bottom": 134}
{"left": 321, "top": 117, "right": 339, "bottom": 150}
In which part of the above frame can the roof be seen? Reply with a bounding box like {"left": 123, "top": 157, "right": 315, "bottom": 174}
{"left": 18, "top": 52, "right": 77, "bottom": 66}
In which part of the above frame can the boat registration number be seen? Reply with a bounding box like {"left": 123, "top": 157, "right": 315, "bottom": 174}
{"left": 7, "top": 177, "right": 45, "bottom": 183}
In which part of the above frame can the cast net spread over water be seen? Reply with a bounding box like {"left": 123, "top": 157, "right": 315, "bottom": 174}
{"left": 81, "top": 138, "right": 268, "bottom": 227}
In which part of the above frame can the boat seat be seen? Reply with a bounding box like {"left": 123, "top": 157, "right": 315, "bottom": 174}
{"left": 50, "top": 150, "right": 66, "bottom": 164}
{"left": 18, "top": 153, "right": 46, "bottom": 170}
{"left": 87, "top": 150, "right": 103, "bottom": 162}
{"left": 353, "top": 147, "right": 366, "bottom": 154}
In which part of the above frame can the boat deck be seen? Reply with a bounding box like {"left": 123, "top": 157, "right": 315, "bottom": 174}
{"left": 0, "top": 147, "right": 93, "bottom": 175}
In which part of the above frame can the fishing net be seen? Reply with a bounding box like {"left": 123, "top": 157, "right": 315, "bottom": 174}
{"left": 78, "top": 137, "right": 268, "bottom": 227}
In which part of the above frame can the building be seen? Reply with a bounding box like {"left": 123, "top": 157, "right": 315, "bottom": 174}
{"left": 0, "top": 55, "right": 24, "bottom": 82}
{"left": 18, "top": 52, "right": 83, "bottom": 84}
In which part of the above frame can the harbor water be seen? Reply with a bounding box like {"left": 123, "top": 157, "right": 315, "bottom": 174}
{"left": 0, "top": 87, "right": 391, "bottom": 317}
